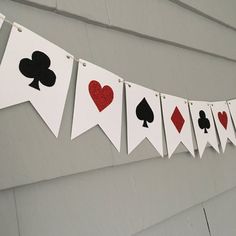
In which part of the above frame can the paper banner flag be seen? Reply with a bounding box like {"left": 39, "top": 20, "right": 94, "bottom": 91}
{"left": 211, "top": 101, "right": 236, "bottom": 152}
{"left": 189, "top": 101, "right": 219, "bottom": 157}
{"left": 0, "top": 23, "right": 73, "bottom": 137}
{"left": 125, "top": 82, "right": 164, "bottom": 155}
{"left": 71, "top": 59, "right": 124, "bottom": 151}
{"left": 161, "top": 94, "right": 195, "bottom": 158}
{"left": 228, "top": 99, "right": 236, "bottom": 131}
{"left": 0, "top": 13, "right": 5, "bottom": 29}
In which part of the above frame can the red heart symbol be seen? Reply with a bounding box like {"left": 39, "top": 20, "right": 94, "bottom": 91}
{"left": 88, "top": 80, "right": 114, "bottom": 112}
{"left": 218, "top": 111, "right": 228, "bottom": 129}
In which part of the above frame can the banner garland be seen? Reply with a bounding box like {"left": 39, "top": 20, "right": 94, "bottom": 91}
{"left": 0, "top": 15, "right": 236, "bottom": 158}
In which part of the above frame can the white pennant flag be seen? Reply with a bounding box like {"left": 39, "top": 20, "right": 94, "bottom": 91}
{"left": 161, "top": 94, "right": 195, "bottom": 158}
{"left": 0, "top": 23, "right": 73, "bottom": 137}
{"left": 72, "top": 59, "right": 123, "bottom": 151}
{"left": 211, "top": 101, "right": 236, "bottom": 152}
{"left": 228, "top": 99, "right": 236, "bottom": 131}
{"left": 0, "top": 13, "right": 5, "bottom": 29}
{"left": 189, "top": 101, "right": 219, "bottom": 157}
{"left": 125, "top": 82, "right": 164, "bottom": 155}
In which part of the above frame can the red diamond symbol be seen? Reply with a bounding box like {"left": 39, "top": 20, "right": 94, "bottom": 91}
{"left": 171, "top": 106, "right": 185, "bottom": 133}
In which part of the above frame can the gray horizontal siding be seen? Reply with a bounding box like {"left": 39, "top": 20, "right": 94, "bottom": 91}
{"left": 0, "top": 190, "right": 19, "bottom": 236}
{"left": 10, "top": 0, "right": 236, "bottom": 61}
{"left": 135, "top": 205, "right": 209, "bottom": 236}
{"left": 0, "top": 0, "right": 236, "bottom": 235}
{"left": 203, "top": 187, "right": 236, "bottom": 236}
{"left": 14, "top": 148, "right": 236, "bottom": 236}
{"left": 137, "top": 187, "right": 236, "bottom": 235}
{"left": 173, "top": 0, "right": 236, "bottom": 29}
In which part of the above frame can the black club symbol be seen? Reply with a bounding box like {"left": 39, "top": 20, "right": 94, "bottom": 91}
{"left": 19, "top": 51, "right": 56, "bottom": 91}
{"left": 198, "top": 110, "right": 210, "bottom": 133}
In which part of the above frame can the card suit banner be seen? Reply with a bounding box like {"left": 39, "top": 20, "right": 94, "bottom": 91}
{"left": 228, "top": 99, "right": 236, "bottom": 131}
{"left": 189, "top": 101, "right": 219, "bottom": 157}
{"left": 0, "top": 13, "right": 5, "bottom": 29}
{"left": 0, "top": 23, "right": 74, "bottom": 137}
{"left": 161, "top": 94, "right": 195, "bottom": 158}
{"left": 125, "top": 82, "right": 164, "bottom": 155}
{"left": 71, "top": 59, "right": 124, "bottom": 151}
{"left": 0, "top": 17, "right": 236, "bottom": 159}
{"left": 211, "top": 101, "right": 236, "bottom": 152}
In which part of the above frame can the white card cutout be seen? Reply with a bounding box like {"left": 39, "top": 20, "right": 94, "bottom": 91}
{"left": 0, "top": 23, "right": 73, "bottom": 137}
{"left": 0, "top": 13, "right": 5, "bottom": 29}
{"left": 189, "top": 101, "right": 219, "bottom": 157}
{"left": 161, "top": 94, "right": 195, "bottom": 158}
{"left": 211, "top": 101, "right": 236, "bottom": 152}
{"left": 72, "top": 59, "right": 123, "bottom": 151}
{"left": 228, "top": 99, "right": 236, "bottom": 131}
{"left": 125, "top": 82, "right": 163, "bottom": 155}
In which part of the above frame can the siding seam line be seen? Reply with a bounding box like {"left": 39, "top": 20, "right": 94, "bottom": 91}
{"left": 203, "top": 207, "right": 212, "bottom": 236}
{"left": 13, "top": 189, "right": 22, "bottom": 236}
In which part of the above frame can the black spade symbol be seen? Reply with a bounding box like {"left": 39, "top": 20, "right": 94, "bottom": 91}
{"left": 136, "top": 98, "right": 154, "bottom": 128}
{"left": 19, "top": 51, "right": 56, "bottom": 91}
{"left": 198, "top": 110, "right": 210, "bottom": 133}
